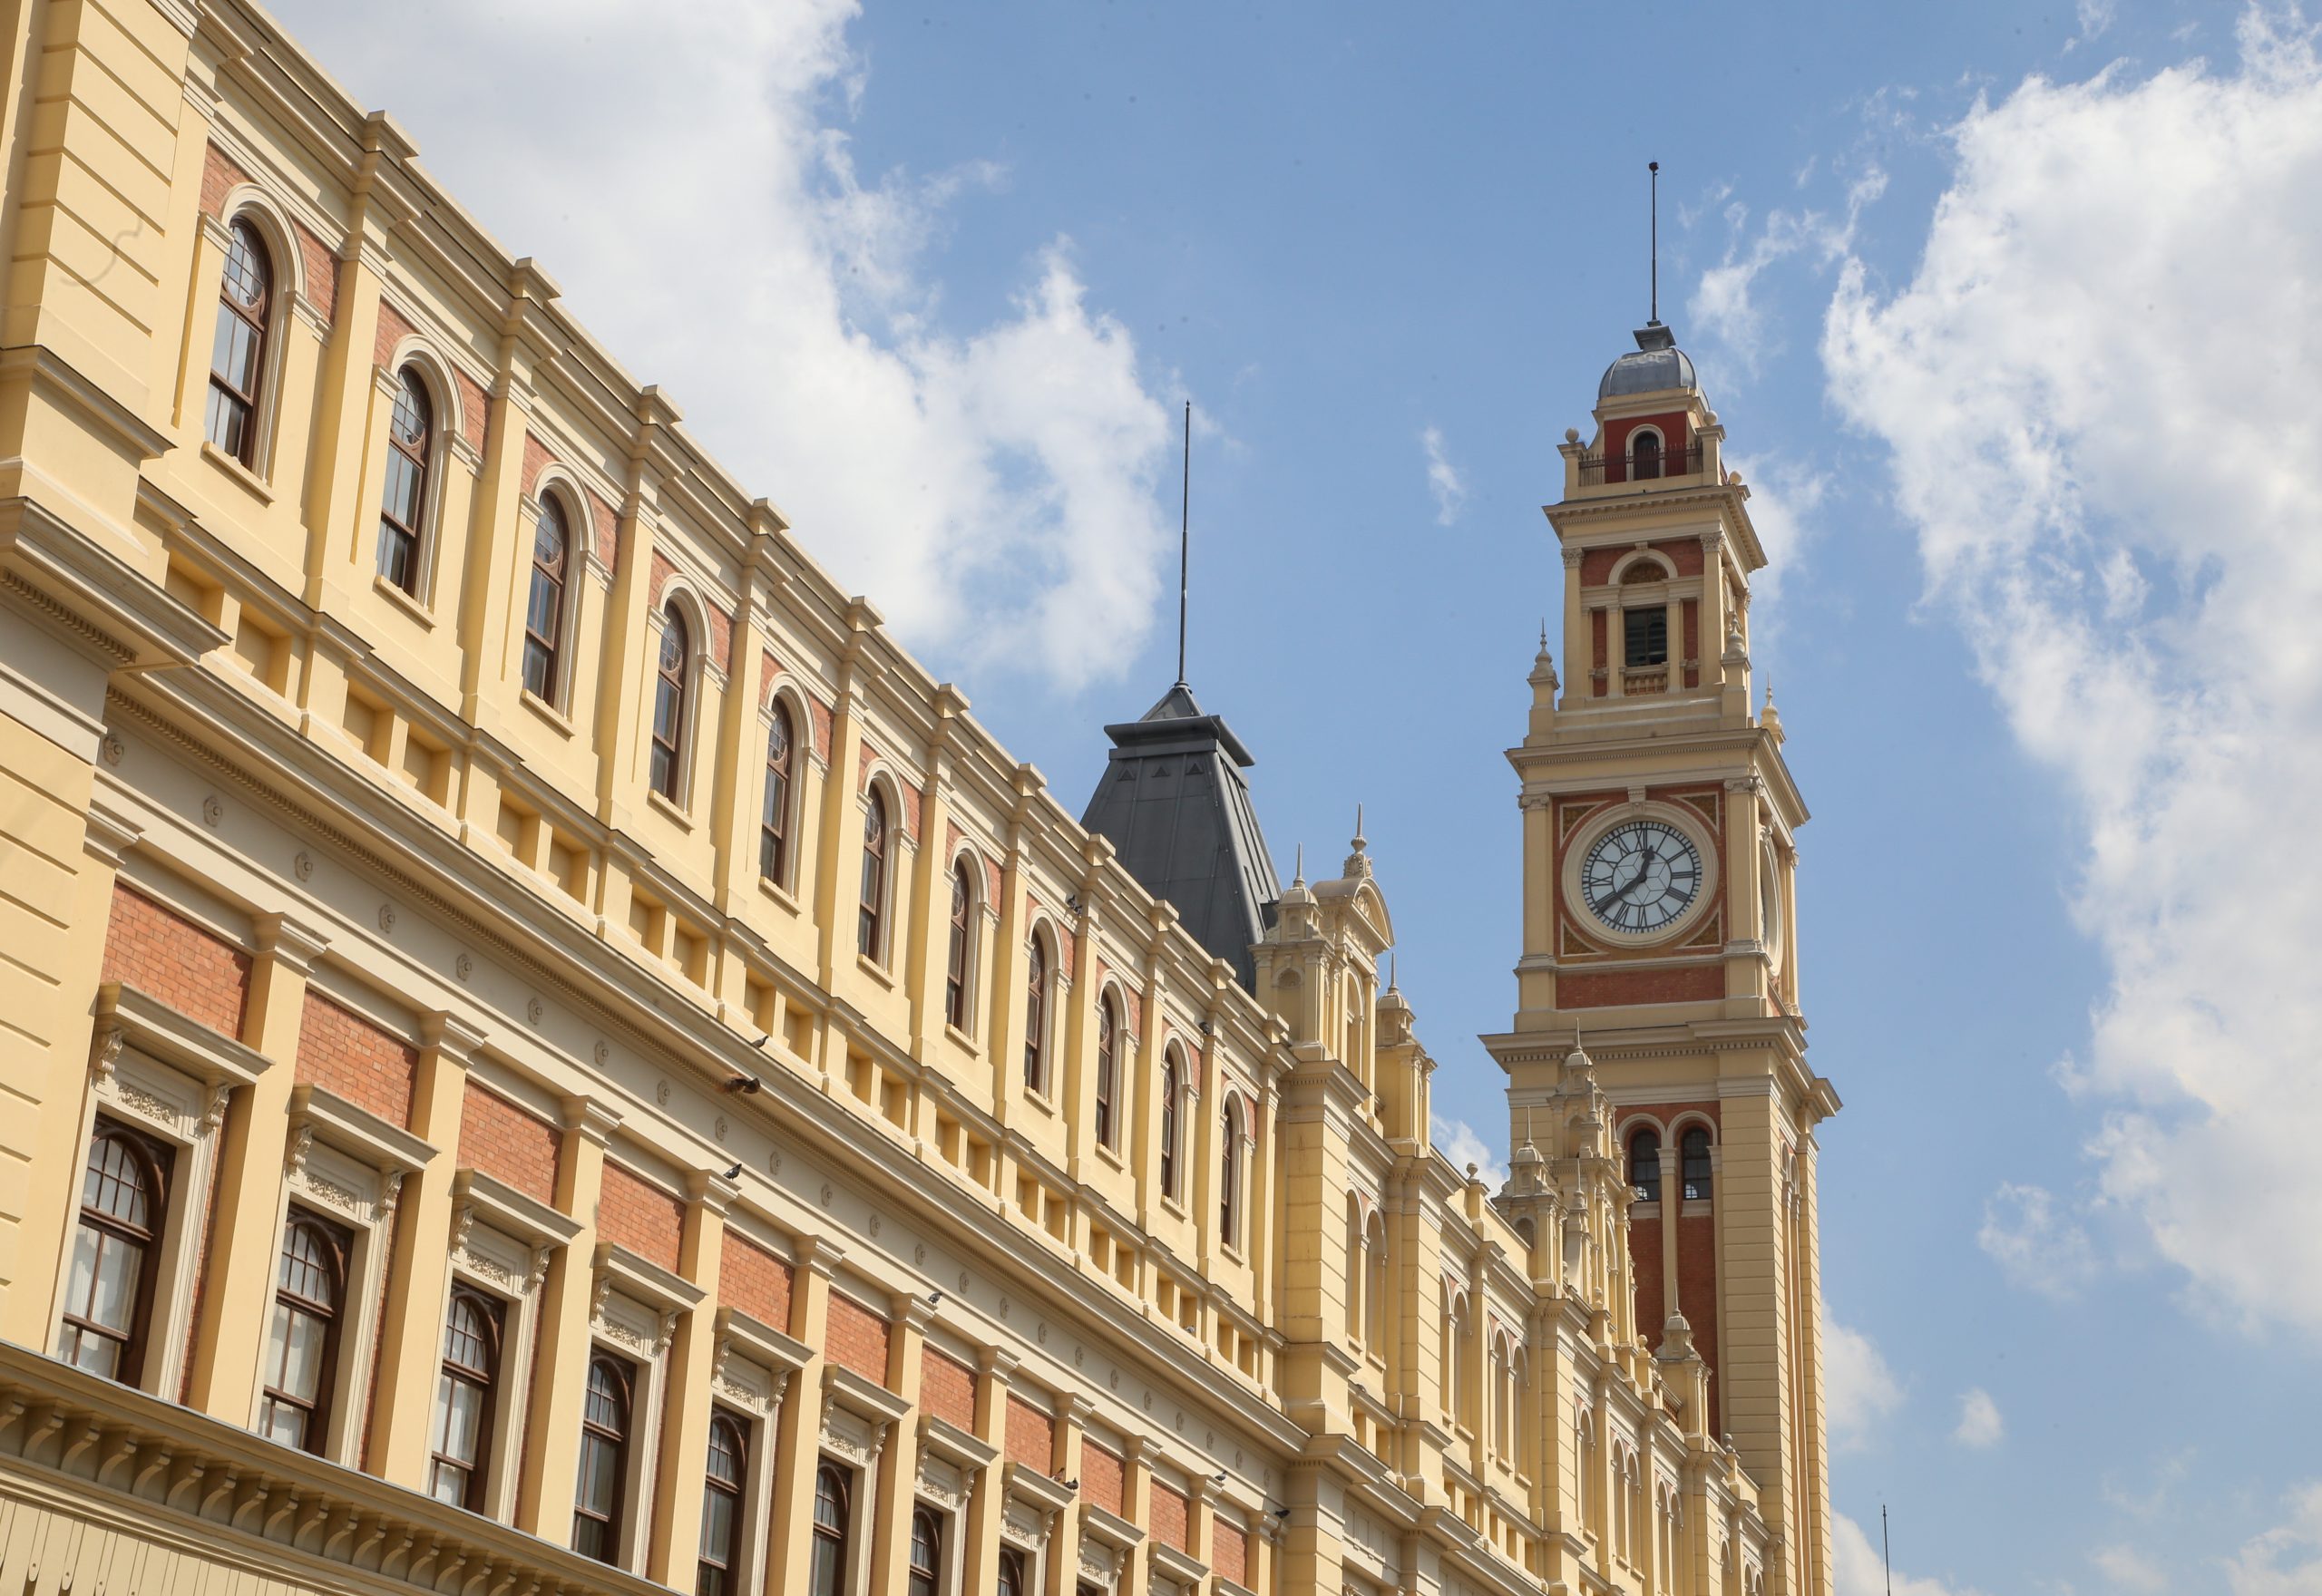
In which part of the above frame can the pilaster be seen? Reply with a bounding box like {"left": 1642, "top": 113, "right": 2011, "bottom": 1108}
{"left": 646, "top": 1169, "right": 733, "bottom": 1586}
{"left": 512, "top": 1094, "right": 618, "bottom": 1542}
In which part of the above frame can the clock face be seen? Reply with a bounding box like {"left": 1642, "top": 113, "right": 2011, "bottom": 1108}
{"left": 1578, "top": 820, "right": 1704, "bottom": 935}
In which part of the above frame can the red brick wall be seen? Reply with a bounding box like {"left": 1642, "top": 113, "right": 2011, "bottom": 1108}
{"left": 295, "top": 991, "right": 417, "bottom": 1127}
{"left": 293, "top": 223, "right": 337, "bottom": 326}
{"left": 1679, "top": 1209, "right": 1722, "bottom": 1432}
{"left": 824, "top": 1294, "right": 892, "bottom": 1387}
{"left": 589, "top": 491, "right": 620, "bottom": 573}
{"left": 1560, "top": 964, "right": 1724, "bottom": 1008}
{"left": 1213, "top": 1516, "right": 1248, "bottom": 1585}
{"left": 921, "top": 1348, "right": 976, "bottom": 1429}
{"left": 374, "top": 299, "right": 417, "bottom": 368}
{"left": 199, "top": 143, "right": 249, "bottom": 219}
{"left": 599, "top": 1162, "right": 684, "bottom": 1270}
{"left": 1083, "top": 1443, "right": 1124, "bottom": 1516}
{"left": 719, "top": 1232, "right": 795, "bottom": 1334}
{"left": 1590, "top": 608, "right": 1608, "bottom": 694}
{"left": 522, "top": 433, "right": 555, "bottom": 500}
{"left": 455, "top": 370, "right": 490, "bottom": 454}
{"left": 1005, "top": 1395, "right": 1053, "bottom": 1474}
{"left": 1618, "top": 1103, "right": 1725, "bottom": 1432}
{"left": 1151, "top": 1484, "right": 1189, "bottom": 1552}
{"left": 459, "top": 1084, "right": 560, "bottom": 1202}
{"left": 101, "top": 884, "right": 250, "bottom": 1036}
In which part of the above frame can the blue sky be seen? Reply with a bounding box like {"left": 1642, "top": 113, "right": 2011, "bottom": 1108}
{"left": 271, "top": 2, "right": 2322, "bottom": 1588}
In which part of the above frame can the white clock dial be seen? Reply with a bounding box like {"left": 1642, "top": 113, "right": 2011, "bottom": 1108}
{"left": 1579, "top": 820, "right": 1703, "bottom": 935}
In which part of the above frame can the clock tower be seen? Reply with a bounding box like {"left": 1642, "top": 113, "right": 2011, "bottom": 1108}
{"left": 1483, "top": 317, "right": 1841, "bottom": 1596}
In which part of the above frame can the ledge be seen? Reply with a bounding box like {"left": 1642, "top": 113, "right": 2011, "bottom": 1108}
{"left": 1003, "top": 1459, "right": 1077, "bottom": 1518}
{"left": 713, "top": 1305, "right": 812, "bottom": 1376}
{"left": 288, "top": 1082, "right": 435, "bottom": 1174}
{"left": 1149, "top": 1540, "right": 1208, "bottom": 1587}
{"left": 93, "top": 981, "right": 273, "bottom": 1091}
{"left": 917, "top": 1412, "right": 996, "bottom": 1473}
{"left": 453, "top": 1166, "right": 581, "bottom": 1250}
{"left": 591, "top": 1241, "right": 705, "bottom": 1318}
{"left": 822, "top": 1362, "right": 911, "bottom": 1429}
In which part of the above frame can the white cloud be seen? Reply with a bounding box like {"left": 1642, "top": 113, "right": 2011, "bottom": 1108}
{"left": 1689, "top": 166, "right": 1887, "bottom": 375}
{"left": 2092, "top": 1545, "right": 2168, "bottom": 1593}
{"left": 1823, "top": 1313, "right": 1905, "bottom": 1450}
{"left": 2067, "top": 0, "right": 2119, "bottom": 52}
{"left": 1431, "top": 1114, "right": 1507, "bottom": 1189}
{"left": 2229, "top": 1482, "right": 2322, "bottom": 1595}
{"left": 1836, "top": 1512, "right": 1985, "bottom": 1596}
{"left": 1420, "top": 425, "right": 1466, "bottom": 525}
{"left": 1977, "top": 1182, "right": 2100, "bottom": 1300}
{"left": 1826, "top": 8, "right": 2322, "bottom": 1337}
{"left": 265, "top": 0, "right": 1172, "bottom": 690}
{"left": 1953, "top": 1387, "right": 2005, "bottom": 1448}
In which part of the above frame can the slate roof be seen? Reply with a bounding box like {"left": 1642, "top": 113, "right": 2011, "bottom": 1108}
{"left": 1079, "top": 683, "right": 1282, "bottom": 990}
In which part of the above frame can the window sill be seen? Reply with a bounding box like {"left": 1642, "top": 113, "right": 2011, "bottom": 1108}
{"left": 1093, "top": 1140, "right": 1124, "bottom": 1173}
{"left": 645, "top": 787, "right": 694, "bottom": 832}
{"left": 756, "top": 876, "right": 802, "bottom": 916}
{"left": 943, "top": 1023, "right": 980, "bottom": 1058}
{"left": 200, "top": 439, "right": 276, "bottom": 504}
{"left": 372, "top": 572, "right": 435, "bottom": 629}
{"left": 855, "top": 953, "right": 894, "bottom": 990}
{"left": 1219, "top": 1241, "right": 1246, "bottom": 1268}
{"left": 1022, "top": 1087, "right": 1057, "bottom": 1117}
{"left": 1159, "top": 1193, "right": 1186, "bottom": 1221}
{"left": 519, "top": 687, "right": 575, "bottom": 739}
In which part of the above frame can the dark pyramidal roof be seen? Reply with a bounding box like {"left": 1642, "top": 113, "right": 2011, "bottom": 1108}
{"left": 1080, "top": 683, "right": 1281, "bottom": 989}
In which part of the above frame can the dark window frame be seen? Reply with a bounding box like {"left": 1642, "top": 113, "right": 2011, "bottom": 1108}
{"left": 1023, "top": 936, "right": 1049, "bottom": 1094}
{"left": 810, "top": 1461, "right": 851, "bottom": 1596}
{"left": 572, "top": 1351, "right": 634, "bottom": 1563}
{"left": 58, "top": 1117, "right": 173, "bottom": 1384}
{"left": 945, "top": 861, "right": 974, "bottom": 1031}
{"left": 522, "top": 495, "right": 571, "bottom": 703}
{"left": 1221, "top": 1099, "right": 1244, "bottom": 1247}
{"left": 259, "top": 1207, "right": 352, "bottom": 1455}
{"left": 650, "top": 604, "right": 691, "bottom": 800}
{"left": 857, "top": 791, "right": 888, "bottom": 961}
{"left": 760, "top": 702, "right": 796, "bottom": 884}
{"left": 428, "top": 1286, "right": 504, "bottom": 1510}
{"left": 205, "top": 219, "right": 271, "bottom": 465}
{"left": 1624, "top": 606, "right": 1670, "bottom": 669}
{"left": 1158, "top": 1049, "right": 1182, "bottom": 1200}
{"left": 1681, "top": 1126, "right": 1714, "bottom": 1202}
{"left": 696, "top": 1409, "right": 749, "bottom": 1596}
{"left": 376, "top": 367, "right": 434, "bottom": 594}
{"left": 1093, "top": 994, "right": 1119, "bottom": 1149}
{"left": 1628, "top": 1128, "right": 1663, "bottom": 1203}
{"left": 907, "top": 1504, "right": 943, "bottom": 1596}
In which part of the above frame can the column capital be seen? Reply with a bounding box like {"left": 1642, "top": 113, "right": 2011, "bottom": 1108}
{"left": 420, "top": 1008, "right": 488, "bottom": 1064}
{"left": 799, "top": 1234, "right": 848, "bottom": 1280}
{"left": 561, "top": 1094, "right": 622, "bottom": 1145}
{"left": 252, "top": 910, "right": 331, "bottom": 975}
{"left": 980, "top": 1345, "right": 1021, "bottom": 1383}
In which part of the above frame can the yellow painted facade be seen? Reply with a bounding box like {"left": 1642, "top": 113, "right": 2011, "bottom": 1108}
{"left": 0, "top": 5, "right": 1835, "bottom": 1596}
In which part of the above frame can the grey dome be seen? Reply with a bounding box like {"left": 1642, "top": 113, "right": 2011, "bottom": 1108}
{"left": 1598, "top": 321, "right": 1697, "bottom": 400}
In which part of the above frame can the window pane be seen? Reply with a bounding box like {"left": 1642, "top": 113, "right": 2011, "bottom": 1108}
{"left": 261, "top": 1396, "right": 307, "bottom": 1448}
{"left": 698, "top": 1491, "right": 733, "bottom": 1559}
{"left": 579, "top": 1434, "right": 620, "bottom": 1514}
{"left": 279, "top": 1308, "right": 327, "bottom": 1399}
{"left": 429, "top": 1459, "right": 469, "bottom": 1506}
{"left": 86, "top": 1232, "right": 139, "bottom": 1330}
{"left": 219, "top": 316, "right": 262, "bottom": 392}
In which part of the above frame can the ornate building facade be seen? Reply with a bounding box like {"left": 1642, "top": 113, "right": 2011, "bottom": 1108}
{"left": 0, "top": 5, "right": 1836, "bottom": 1596}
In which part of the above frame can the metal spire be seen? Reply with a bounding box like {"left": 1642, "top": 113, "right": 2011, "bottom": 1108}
{"left": 1648, "top": 161, "right": 1662, "bottom": 326}
{"left": 1176, "top": 400, "right": 1192, "bottom": 689}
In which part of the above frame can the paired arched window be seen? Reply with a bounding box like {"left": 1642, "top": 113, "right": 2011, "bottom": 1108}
{"left": 58, "top": 1118, "right": 171, "bottom": 1382}
{"left": 429, "top": 1288, "right": 502, "bottom": 1509}
{"left": 697, "top": 1412, "right": 747, "bottom": 1596}
{"left": 650, "top": 604, "right": 690, "bottom": 800}
{"left": 1220, "top": 1097, "right": 1244, "bottom": 1248}
{"left": 760, "top": 703, "right": 795, "bottom": 883}
{"left": 1632, "top": 428, "right": 1663, "bottom": 480}
{"left": 1628, "top": 1127, "right": 1663, "bottom": 1202}
{"left": 1024, "top": 935, "right": 1049, "bottom": 1093}
{"left": 522, "top": 496, "right": 571, "bottom": 702}
{"left": 259, "top": 1209, "right": 349, "bottom": 1453}
{"left": 810, "top": 1464, "right": 850, "bottom": 1596}
{"left": 1682, "top": 1126, "right": 1714, "bottom": 1202}
{"left": 376, "top": 367, "right": 434, "bottom": 593}
{"left": 1158, "top": 1046, "right": 1183, "bottom": 1199}
{"left": 945, "top": 861, "right": 974, "bottom": 1031}
{"left": 206, "top": 219, "right": 271, "bottom": 464}
{"left": 572, "top": 1353, "right": 632, "bottom": 1562}
{"left": 906, "top": 1506, "right": 942, "bottom": 1596}
{"left": 857, "top": 791, "right": 889, "bottom": 961}
{"left": 1094, "top": 994, "right": 1120, "bottom": 1149}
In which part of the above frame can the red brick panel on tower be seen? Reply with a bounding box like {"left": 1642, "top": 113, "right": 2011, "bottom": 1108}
{"left": 719, "top": 1232, "right": 795, "bottom": 1334}
{"left": 458, "top": 1084, "right": 560, "bottom": 1202}
{"left": 598, "top": 1162, "right": 684, "bottom": 1271}
{"left": 1082, "top": 1443, "right": 1124, "bottom": 1516}
{"left": 824, "top": 1294, "right": 891, "bottom": 1387}
{"left": 101, "top": 884, "right": 251, "bottom": 1036}
{"left": 295, "top": 991, "right": 417, "bottom": 1128}
{"left": 1005, "top": 1396, "right": 1054, "bottom": 1475}
{"left": 920, "top": 1348, "right": 976, "bottom": 1430}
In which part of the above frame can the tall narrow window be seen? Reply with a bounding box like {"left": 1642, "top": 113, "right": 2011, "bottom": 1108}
{"left": 857, "top": 792, "right": 888, "bottom": 960}
{"left": 429, "top": 1289, "right": 502, "bottom": 1509}
{"left": 760, "top": 704, "right": 795, "bottom": 883}
{"left": 572, "top": 1353, "right": 632, "bottom": 1562}
{"left": 1364, "top": 1214, "right": 1389, "bottom": 1350}
{"left": 1093, "top": 995, "right": 1119, "bottom": 1149}
{"left": 1628, "top": 1129, "right": 1662, "bottom": 1202}
{"left": 1681, "top": 1126, "right": 1713, "bottom": 1202}
{"left": 1023, "top": 937, "right": 1049, "bottom": 1093}
{"left": 1632, "top": 429, "right": 1662, "bottom": 479}
{"left": 1158, "top": 1049, "right": 1182, "bottom": 1199}
{"left": 206, "top": 219, "right": 270, "bottom": 463}
{"left": 56, "top": 1119, "right": 171, "bottom": 1382}
{"left": 1624, "top": 607, "right": 1669, "bottom": 668}
{"left": 650, "top": 605, "right": 690, "bottom": 800}
{"left": 810, "top": 1464, "right": 850, "bottom": 1596}
{"left": 259, "top": 1210, "right": 349, "bottom": 1453}
{"left": 998, "top": 1549, "right": 1027, "bottom": 1596}
{"left": 907, "top": 1506, "right": 942, "bottom": 1596}
{"left": 945, "top": 861, "right": 973, "bottom": 1031}
{"left": 1221, "top": 1099, "right": 1244, "bottom": 1247}
{"left": 697, "top": 1413, "right": 747, "bottom": 1596}
{"left": 376, "top": 368, "right": 433, "bottom": 593}
{"left": 522, "top": 497, "right": 570, "bottom": 702}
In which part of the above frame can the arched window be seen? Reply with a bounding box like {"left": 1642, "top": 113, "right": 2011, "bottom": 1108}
{"left": 259, "top": 1210, "right": 349, "bottom": 1452}
{"left": 1681, "top": 1126, "right": 1713, "bottom": 1202}
{"left": 1345, "top": 1196, "right": 1365, "bottom": 1339}
{"left": 810, "top": 1464, "right": 850, "bottom": 1596}
{"left": 760, "top": 703, "right": 795, "bottom": 883}
{"left": 1094, "top": 994, "right": 1120, "bottom": 1149}
{"left": 1508, "top": 1349, "right": 1528, "bottom": 1466}
{"left": 429, "top": 1288, "right": 502, "bottom": 1508}
{"left": 697, "top": 1412, "right": 746, "bottom": 1596}
{"left": 1158, "top": 1046, "right": 1182, "bottom": 1199}
{"left": 906, "top": 1505, "right": 942, "bottom": 1596}
{"left": 572, "top": 1353, "right": 632, "bottom": 1562}
{"left": 1024, "top": 936, "right": 1049, "bottom": 1094}
{"left": 1364, "top": 1212, "right": 1389, "bottom": 1351}
{"left": 1493, "top": 1339, "right": 1513, "bottom": 1458}
{"left": 522, "top": 496, "right": 571, "bottom": 702}
{"left": 1439, "top": 1286, "right": 1457, "bottom": 1411}
{"left": 857, "top": 791, "right": 888, "bottom": 960}
{"left": 376, "top": 367, "right": 433, "bottom": 593}
{"left": 998, "top": 1548, "right": 1028, "bottom": 1596}
{"left": 1452, "top": 1297, "right": 1473, "bottom": 1429}
{"left": 1628, "top": 1128, "right": 1663, "bottom": 1202}
{"left": 945, "top": 861, "right": 974, "bottom": 1031}
{"left": 57, "top": 1118, "right": 171, "bottom": 1381}
{"left": 1220, "top": 1098, "right": 1244, "bottom": 1248}
{"left": 650, "top": 605, "right": 690, "bottom": 800}
{"left": 205, "top": 219, "right": 270, "bottom": 463}
{"left": 1632, "top": 428, "right": 1662, "bottom": 480}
